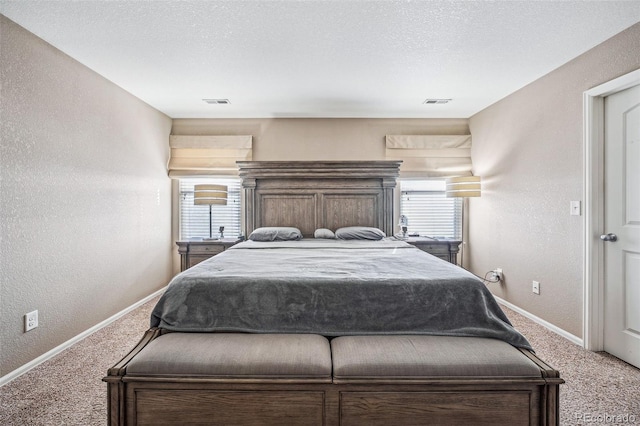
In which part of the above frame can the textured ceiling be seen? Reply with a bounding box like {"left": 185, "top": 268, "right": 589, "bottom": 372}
{"left": 1, "top": 1, "right": 639, "bottom": 118}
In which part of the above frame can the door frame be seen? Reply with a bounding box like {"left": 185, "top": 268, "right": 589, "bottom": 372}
{"left": 583, "top": 68, "right": 640, "bottom": 351}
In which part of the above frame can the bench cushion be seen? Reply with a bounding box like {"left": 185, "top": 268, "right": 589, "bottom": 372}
{"left": 126, "top": 333, "right": 331, "bottom": 379}
{"left": 331, "top": 335, "right": 542, "bottom": 379}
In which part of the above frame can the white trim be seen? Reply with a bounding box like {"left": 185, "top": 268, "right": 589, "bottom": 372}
{"left": 0, "top": 287, "right": 166, "bottom": 387}
{"left": 495, "top": 296, "right": 583, "bottom": 347}
{"left": 583, "top": 69, "right": 640, "bottom": 351}
{"left": 583, "top": 91, "right": 606, "bottom": 351}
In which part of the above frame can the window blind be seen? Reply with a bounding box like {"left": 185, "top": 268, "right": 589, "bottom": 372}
{"left": 400, "top": 180, "right": 462, "bottom": 239}
{"left": 385, "top": 135, "right": 472, "bottom": 178}
{"left": 179, "top": 177, "right": 242, "bottom": 239}
{"left": 168, "top": 135, "right": 252, "bottom": 177}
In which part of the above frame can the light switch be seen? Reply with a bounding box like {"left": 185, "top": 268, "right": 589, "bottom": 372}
{"left": 570, "top": 201, "right": 581, "bottom": 216}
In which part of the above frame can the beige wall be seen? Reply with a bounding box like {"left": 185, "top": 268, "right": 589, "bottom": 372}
{"left": 468, "top": 23, "right": 640, "bottom": 338}
{"left": 171, "top": 118, "right": 469, "bottom": 161}
{"left": 0, "top": 16, "right": 173, "bottom": 376}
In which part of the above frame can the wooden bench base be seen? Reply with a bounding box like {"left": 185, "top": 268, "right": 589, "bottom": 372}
{"left": 112, "top": 381, "right": 558, "bottom": 426}
{"left": 105, "top": 329, "right": 562, "bottom": 426}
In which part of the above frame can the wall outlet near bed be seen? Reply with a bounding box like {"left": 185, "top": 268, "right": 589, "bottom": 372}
{"left": 25, "top": 310, "right": 38, "bottom": 332}
{"left": 492, "top": 268, "right": 503, "bottom": 281}
{"left": 532, "top": 281, "right": 540, "bottom": 295}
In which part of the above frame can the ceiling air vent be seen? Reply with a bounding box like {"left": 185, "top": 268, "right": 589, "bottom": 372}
{"left": 202, "top": 99, "right": 230, "bottom": 105}
{"left": 423, "top": 99, "right": 451, "bottom": 104}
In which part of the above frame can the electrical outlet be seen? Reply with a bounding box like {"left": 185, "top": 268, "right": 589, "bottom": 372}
{"left": 495, "top": 268, "right": 503, "bottom": 280}
{"left": 25, "top": 310, "right": 38, "bottom": 332}
{"left": 532, "top": 281, "right": 540, "bottom": 295}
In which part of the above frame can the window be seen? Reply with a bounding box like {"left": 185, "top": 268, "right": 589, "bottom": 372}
{"left": 400, "top": 180, "right": 462, "bottom": 239}
{"left": 179, "top": 177, "right": 241, "bottom": 239}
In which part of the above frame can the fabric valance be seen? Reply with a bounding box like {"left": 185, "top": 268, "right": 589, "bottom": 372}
{"left": 168, "top": 135, "right": 252, "bottom": 177}
{"left": 385, "top": 135, "right": 472, "bottom": 178}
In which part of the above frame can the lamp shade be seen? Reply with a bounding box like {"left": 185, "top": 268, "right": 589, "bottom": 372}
{"left": 194, "top": 184, "right": 228, "bottom": 205}
{"left": 446, "top": 176, "right": 481, "bottom": 198}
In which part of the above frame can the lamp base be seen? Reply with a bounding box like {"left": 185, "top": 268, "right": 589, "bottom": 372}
{"left": 202, "top": 237, "right": 220, "bottom": 241}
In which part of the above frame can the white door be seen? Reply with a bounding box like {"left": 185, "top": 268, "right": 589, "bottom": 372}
{"left": 603, "top": 84, "right": 640, "bottom": 368}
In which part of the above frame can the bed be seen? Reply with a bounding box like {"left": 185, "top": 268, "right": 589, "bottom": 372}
{"left": 105, "top": 161, "right": 561, "bottom": 425}
{"left": 151, "top": 237, "right": 531, "bottom": 350}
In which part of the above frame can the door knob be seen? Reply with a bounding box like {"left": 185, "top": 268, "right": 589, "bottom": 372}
{"left": 600, "top": 233, "right": 618, "bottom": 242}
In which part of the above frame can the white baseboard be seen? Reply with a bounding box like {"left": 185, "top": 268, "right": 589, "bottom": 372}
{"left": 495, "top": 296, "right": 584, "bottom": 347}
{"left": 0, "top": 287, "right": 166, "bottom": 387}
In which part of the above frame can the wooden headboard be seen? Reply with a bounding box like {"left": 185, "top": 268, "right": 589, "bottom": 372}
{"left": 237, "top": 161, "right": 401, "bottom": 237}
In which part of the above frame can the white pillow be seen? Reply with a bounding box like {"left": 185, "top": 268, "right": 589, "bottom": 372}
{"left": 314, "top": 228, "right": 336, "bottom": 239}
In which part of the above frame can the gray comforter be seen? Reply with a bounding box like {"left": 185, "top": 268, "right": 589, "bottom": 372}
{"left": 151, "top": 239, "right": 532, "bottom": 350}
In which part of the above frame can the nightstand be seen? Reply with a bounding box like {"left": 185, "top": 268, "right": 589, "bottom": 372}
{"left": 176, "top": 238, "right": 242, "bottom": 271}
{"left": 405, "top": 237, "right": 462, "bottom": 264}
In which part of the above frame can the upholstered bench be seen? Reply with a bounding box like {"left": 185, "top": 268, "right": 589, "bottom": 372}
{"left": 331, "top": 335, "right": 561, "bottom": 425}
{"left": 105, "top": 329, "right": 562, "bottom": 425}
{"left": 105, "top": 330, "right": 333, "bottom": 425}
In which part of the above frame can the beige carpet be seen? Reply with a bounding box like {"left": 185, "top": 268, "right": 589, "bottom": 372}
{"left": 1, "top": 296, "right": 639, "bottom": 425}
{"left": 502, "top": 304, "right": 640, "bottom": 425}
{"left": 0, "top": 297, "right": 157, "bottom": 425}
